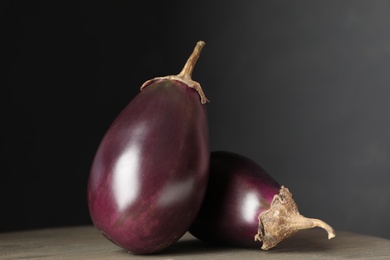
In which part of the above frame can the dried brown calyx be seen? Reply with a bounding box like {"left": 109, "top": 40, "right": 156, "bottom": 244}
{"left": 141, "top": 41, "right": 209, "bottom": 104}
{"left": 254, "top": 186, "right": 336, "bottom": 250}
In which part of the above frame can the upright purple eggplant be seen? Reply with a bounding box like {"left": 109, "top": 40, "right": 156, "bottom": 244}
{"left": 189, "top": 151, "right": 335, "bottom": 250}
{"left": 88, "top": 41, "right": 209, "bottom": 254}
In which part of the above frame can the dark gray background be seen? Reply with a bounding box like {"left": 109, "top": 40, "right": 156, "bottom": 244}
{"left": 2, "top": 1, "right": 390, "bottom": 240}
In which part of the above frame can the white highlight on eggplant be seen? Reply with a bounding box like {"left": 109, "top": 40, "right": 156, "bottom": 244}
{"left": 157, "top": 176, "right": 196, "bottom": 207}
{"left": 113, "top": 124, "right": 145, "bottom": 211}
{"left": 242, "top": 191, "right": 260, "bottom": 223}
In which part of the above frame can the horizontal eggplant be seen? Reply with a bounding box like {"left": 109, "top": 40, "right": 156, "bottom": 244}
{"left": 189, "top": 151, "right": 335, "bottom": 250}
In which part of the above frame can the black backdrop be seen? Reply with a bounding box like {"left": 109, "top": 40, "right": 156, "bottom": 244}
{"left": 2, "top": 1, "right": 390, "bottom": 239}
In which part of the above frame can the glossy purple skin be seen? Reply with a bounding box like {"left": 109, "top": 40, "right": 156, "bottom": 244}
{"left": 189, "top": 151, "right": 280, "bottom": 247}
{"left": 88, "top": 79, "right": 209, "bottom": 254}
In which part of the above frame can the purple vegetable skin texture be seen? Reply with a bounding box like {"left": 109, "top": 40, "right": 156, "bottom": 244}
{"left": 88, "top": 42, "right": 209, "bottom": 254}
{"left": 189, "top": 151, "right": 280, "bottom": 247}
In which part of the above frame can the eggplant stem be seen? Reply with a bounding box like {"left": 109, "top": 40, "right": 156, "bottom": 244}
{"left": 140, "top": 41, "right": 209, "bottom": 104}
{"left": 288, "top": 215, "right": 336, "bottom": 239}
{"left": 178, "top": 41, "right": 205, "bottom": 80}
{"left": 255, "top": 186, "right": 336, "bottom": 250}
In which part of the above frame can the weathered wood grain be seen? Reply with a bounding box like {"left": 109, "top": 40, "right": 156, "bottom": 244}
{"left": 1, "top": 226, "right": 389, "bottom": 259}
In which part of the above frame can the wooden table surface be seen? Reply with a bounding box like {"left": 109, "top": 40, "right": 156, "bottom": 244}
{"left": 1, "top": 225, "right": 389, "bottom": 259}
